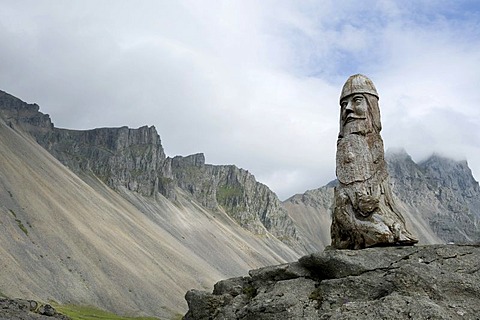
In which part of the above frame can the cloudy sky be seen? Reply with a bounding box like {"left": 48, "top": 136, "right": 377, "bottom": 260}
{"left": 1, "top": 1, "right": 479, "bottom": 199}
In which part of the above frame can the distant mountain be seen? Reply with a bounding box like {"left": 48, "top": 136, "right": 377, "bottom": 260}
{"left": 283, "top": 149, "right": 480, "bottom": 249}
{"left": 282, "top": 185, "right": 334, "bottom": 252}
{"left": 387, "top": 150, "right": 480, "bottom": 243}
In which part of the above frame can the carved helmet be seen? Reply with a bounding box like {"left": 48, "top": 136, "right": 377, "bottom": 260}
{"left": 340, "top": 74, "right": 378, "bottom": 102}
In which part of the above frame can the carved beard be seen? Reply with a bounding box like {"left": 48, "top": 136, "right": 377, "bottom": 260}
{"left": 338, "top": 94, "right": 381, "bottom": 138}
{"left": 341, "top": 117, "right": 370, "bottom": 136}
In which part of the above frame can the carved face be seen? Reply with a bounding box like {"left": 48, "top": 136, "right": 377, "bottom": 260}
{"left": 340, "top": 94, "right": 368, "bottom": 135}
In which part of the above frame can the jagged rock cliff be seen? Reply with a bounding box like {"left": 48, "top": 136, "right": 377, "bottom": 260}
{"left": 41, "top": 126, "right": 170, "bottom": 196}
{"left": 0, "top": 90, "right": 301, "bottom": 247}
{"left": 0, "top": 90, "right": 53, "bottom": 135}
{"left": 387, "top": 150, "right": 480, "bottom": 243}
{"left": 170, "top": 153, "right": 299, "bottom": 243}
{"left": 0, "top": 90, "right": 172, "bottom": 197}
{"left": 184, "top": 244, "right": 480, "bottom": 320}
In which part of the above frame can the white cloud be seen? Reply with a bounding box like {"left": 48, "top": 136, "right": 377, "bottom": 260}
{"left": 0, "top": 1, "right": 479, "bottom": 199}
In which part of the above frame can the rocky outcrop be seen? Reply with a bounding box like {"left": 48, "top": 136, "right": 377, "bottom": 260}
{"left": 0, "top": 90, "right": 53, "bottom": 135}
{"left": 184, "top": 244, "right": 480, "bottom": 319}
{"left": 169, "top": 154, "right": 300, "bottom": 244}
{"left": 0, "top": 299, "right": 69, "bottom": 320}
{"left": 39, "top": 126, "right": 171, "bottom": 196}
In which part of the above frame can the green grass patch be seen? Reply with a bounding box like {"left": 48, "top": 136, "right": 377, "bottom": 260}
{"left": 9, "top": 209, "right": 17, "bottom": 218}
{"left": 53, "top": 304, "right": 162, "bottom": 320}
{"left": 8, "top": 209, "right": 29, "bottom": 236}
{"left": 15, "top": 219, "right": 28, "bottom": 236}
{"left": 216, "top": 185, "right": 244, "bottom": 204}
{"left": 242, "top": 285, "right": 257, "bottom": 299}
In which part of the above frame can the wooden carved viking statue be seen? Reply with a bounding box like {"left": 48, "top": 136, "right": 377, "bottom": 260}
{"left": 331, "top": 74, "right": 418, "bottom": 249}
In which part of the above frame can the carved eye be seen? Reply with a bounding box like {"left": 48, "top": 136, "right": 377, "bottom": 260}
{"left": 354, "top": 96, "right": 363, "bottom": 103}
{"left": 341, "top": 101, "right": 347, "bottom": 108}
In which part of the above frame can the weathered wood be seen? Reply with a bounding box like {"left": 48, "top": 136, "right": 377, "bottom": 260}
{"left": 331, "top": 74, "right": 418, "bottom": 249}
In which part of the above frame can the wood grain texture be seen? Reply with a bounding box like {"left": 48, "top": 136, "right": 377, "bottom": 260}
{"left": 331, "top": 75, "right": 418, "bottom": 249}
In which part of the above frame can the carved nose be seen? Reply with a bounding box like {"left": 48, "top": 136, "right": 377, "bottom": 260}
{"left": 345, "top": 102, "right": 354, "bottom": 116}
{"left": 345, "top": 101, "right": 354, "bottom": 112}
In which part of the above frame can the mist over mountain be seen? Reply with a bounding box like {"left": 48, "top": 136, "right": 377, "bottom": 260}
{"left": 1, "top": 89, "right": 479, "bottom": 318}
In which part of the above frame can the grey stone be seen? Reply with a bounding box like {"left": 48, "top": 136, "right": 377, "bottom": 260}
{"left": 299, "top": 245, "right": 419, "bottom": 279}
{"left": 0, "top": 299, "right": 69, "bottom": 319}
{"left": 213, "top": 277, "right": 250, "bottom": 297}
{"left": 331, "top": 74, "right": 418, "bottom": 249}
{"left": 38, "top": 304, "right": 56, "bottom": 317}
{"left": 248, "top": 262, "right": 310, "bottom": 283}
{"left": 184, "top": 289, "right": 233, "bottom": 320}
{"left": 183, "top": 244, "right": 480, "bottom": 320}
{"left": 28, "top": 300, "right": 38, "bottom": 311}
{"left": 235, "top": 278, "right": 318, "bottom": 320}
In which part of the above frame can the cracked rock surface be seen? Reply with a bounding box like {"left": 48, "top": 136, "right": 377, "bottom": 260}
{"left": 184, "top": 244, "right": 480, "bottom": 319}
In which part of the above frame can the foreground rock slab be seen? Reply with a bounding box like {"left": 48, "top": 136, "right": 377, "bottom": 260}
{"left": 184, "top": 244, "right": 480, "bottom": 319}
{"left": 0, "top": 299, "right": 69, "bottom": 320}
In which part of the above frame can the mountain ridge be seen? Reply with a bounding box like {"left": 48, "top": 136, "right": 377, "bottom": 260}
{"left": 0, "top": 89, "right": 303, "bottom": 249}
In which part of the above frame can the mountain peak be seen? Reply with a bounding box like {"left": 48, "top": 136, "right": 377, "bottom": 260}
{"left": 385, "top": 147, "right": 410, "bottom": 158}
{"left": 422, "top": 152, "right": 467, "bottom": 165}
{"left": 0, "top": 90, "right": 53, "bottom": 134}
{"left": 420, "top": 153, "right": 478, "bottom": 188}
